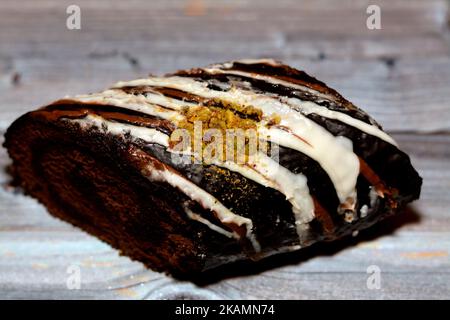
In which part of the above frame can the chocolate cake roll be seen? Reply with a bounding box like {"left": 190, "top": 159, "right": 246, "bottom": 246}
{"left": 4, "top": 59, "right": 422, "bottom": 276}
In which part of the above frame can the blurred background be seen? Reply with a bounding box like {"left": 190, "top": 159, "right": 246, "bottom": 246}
{"left": 0, "top": 0, "right": 449, "bottom": 299}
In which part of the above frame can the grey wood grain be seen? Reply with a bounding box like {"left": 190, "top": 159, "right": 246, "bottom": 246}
{"left": 0, "top": 0, "right": 449, "bottom": 299}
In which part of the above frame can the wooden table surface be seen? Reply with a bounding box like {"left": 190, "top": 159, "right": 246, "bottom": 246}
{"left": 0, "top": 0, "right": 449, "bottom": 299}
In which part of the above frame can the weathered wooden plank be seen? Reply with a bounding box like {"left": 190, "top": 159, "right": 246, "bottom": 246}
{"left": 0, "top": 0, "right": 447, "bottom": 40}
{"left": 1, "top": 0, "right": 448, "bottom": 62}
{"left": 0, "top": 231, "right": 449, "bottom": 299}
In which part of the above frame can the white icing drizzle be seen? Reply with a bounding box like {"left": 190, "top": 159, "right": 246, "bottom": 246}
{"left": 65, "top": 114, "right": 261, "bottom": 252}
{"left": 203, "top": 153, "right": 315, "bottom": 228}
{"left": 73, "top": 90, "right": 184, "bottom": 121}
{"left": 114, "top": 89, "right": 198, "bottom": 111}
{"left": 280, "top": 97, "right": 398, "bottom": 146}
{"left": 259, "top": 125, "right": 358, "bottom": 204}
{"left": 113, "top": 76, "right": 360, "bottom": 206}
{"left": 183, "top": 205, "right": 237, "bottom": 239}
{"left": 141, "top": 158, "right": 261, "bottom": 252}
{"left": 369, "top": 186, "right": 379, "bottom": 207}
{"left": 247, "top": 152, "right": 315, "bottom": 226}
{"left": 360, "top": 204, "right": 369, "bottom": 218}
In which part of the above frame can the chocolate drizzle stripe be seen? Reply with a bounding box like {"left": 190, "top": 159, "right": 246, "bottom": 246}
{"left": 359, "top": 158, "right": 390, "bottom": 196}
{"left": 121, "top": 86, "right": 201, "bottom": 105}
{"left": 224, "top": 61, "right": 347, "bottom": 102}
{"left": 40, "top": 103, "right": 176, "bottom": 135}
{"left": 149, "top": 87, "right": 203, "bottom": 104}
{"left": 174, "top": 68, "right": 374, "bottom": 125}
{"left": 45, "top": 101, "right": 169, "bottom": 119}
{"left": 312, "top": 197, "right": 335, "bottom": 235}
